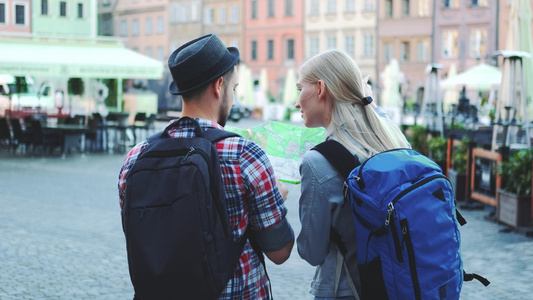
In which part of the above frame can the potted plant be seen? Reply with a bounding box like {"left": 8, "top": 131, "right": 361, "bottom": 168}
{"left": 408, "top": 125, "right": 428, "bottom": 155}
{"left": 496, "top": 148, "right": 533, "bottom": 228}
{"left": 428, "top": 135, "right": 448, "bottom": 172}
{"left": 448, "top": 137, "right": 471, "bottom": 202}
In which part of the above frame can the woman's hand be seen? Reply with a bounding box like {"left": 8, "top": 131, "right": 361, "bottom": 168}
{"left": 276, "top": 178, "right": 289, "bottom": 201}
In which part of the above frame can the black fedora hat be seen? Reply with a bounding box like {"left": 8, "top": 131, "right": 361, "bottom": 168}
{"left": 168, "top": 34, "right": 240, "bottom": 95}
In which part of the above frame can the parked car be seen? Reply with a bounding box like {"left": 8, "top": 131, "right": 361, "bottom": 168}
{"left": 229, "top": 97, "right": 252, "bottom": 122}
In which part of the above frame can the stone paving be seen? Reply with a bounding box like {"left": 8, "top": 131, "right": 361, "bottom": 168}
{"left": 1, "top": 150, "right": 532, "bottom": 299}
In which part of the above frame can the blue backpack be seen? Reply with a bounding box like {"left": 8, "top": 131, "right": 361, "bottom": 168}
{"left": 314, "top": 140, "right": 489, "bottom": 300}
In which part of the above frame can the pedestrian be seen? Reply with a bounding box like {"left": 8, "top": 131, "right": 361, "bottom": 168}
{"left": 118, "top": 33, "right": 294, "bottom": 299}
{"left": 295, "top": 49, "right": 410, "bottom": 300}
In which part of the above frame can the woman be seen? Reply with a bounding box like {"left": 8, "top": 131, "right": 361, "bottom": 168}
{"left": 295, "top": 49, "right": 410, "bottom": 300}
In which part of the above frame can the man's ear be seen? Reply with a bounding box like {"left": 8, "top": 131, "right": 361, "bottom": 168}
{"left": 213, "top": 77, "right": 224, "bottom": 99}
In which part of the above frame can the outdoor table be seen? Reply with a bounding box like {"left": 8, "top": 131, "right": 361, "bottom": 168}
{"left": 45, "top": 123, "right": 89, "bottom": 158}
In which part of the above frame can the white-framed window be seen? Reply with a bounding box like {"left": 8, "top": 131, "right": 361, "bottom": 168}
{"left": 178, "top": 4, "right": 188, "bottom": 23}
{"left": 285, "top": 0, "right": 293, "bottom": 16}
{"left": 77, "top": 2, "right": 84, "bottom": 19}
{"left": 120, "top": 20, "right": 128, "bottom": 37}
{"left": 444, "top": 0, "right": 459, "bottom": 9}
{"left": 157, "top": 16, "right": 164, "bottom": 33}
{"left": 310, "top": 37, "right": 319, "bottom": 57}
{"left": 41, "top": 0, "right": 48, "bottom": 15}
{"left": 157, "top": 46, "right": 164, "bottom": 61}
{"left": 469, "top": 28, "right": 487, "bottom": 57}
{"left": 418, "top": 0, "right": 429, "bottom": 16}
{"left": 191, "top": 2, "right": 199, "bottom": 21}
{"left": 267, "top": 0, "right": 275, "bottom": 18}
{"left": 472, "top": 0, "right": 488, "bottom": 7}
{"left": 251, "top": 40, "right": 258, "bottom": 60}
{"left": 204, "top": 7, "right": 214, "bottom": 25}
{"left": 345, "top": 0, "right": 355, "bottom": 13}
{"left": 145, "top": 17, "right": 152, "bottom": 35}
{"left": 145, "top": 47, "right": 152, "bottom": 58}
{"left": 251, "top": 0, "right": 257, "bottom": 19}
{"left": 402, "top": 0, "right": 410, "bottom": 17}
{"left": 0, "top": 2, "right": 7, "bottom": 24}
{"left": 219, "top": 6, "right": 226, "bottom": 24}
{"left": 103, "top": 0, "right": 110, "bottom": 5}
{"left": 170, "top": 3, "right": 179, "bottom": 23}
{"left": 327, "top": 35, "right": 336, "bottom": 50}
{"left": 417, "top": 41, "right": 428, "bottom": 62}
{"left": 310, "top": 0, "right": 319, "bottom": 15}
{"left": 327, "top": 0, "right": 336, "bottom": 14}
{"left": 442, "top": 29, "right": 458, "bottom": 58}
{"left": 345, "top": 35, "right": 355, "bottom": 57}
{"left": 384, "top": 42, "right": 394, "bottom": 62}
{"left": 363, "top": 34, "right": 374, "bottom": 57}
{"left": 132, "top": 19, "right": 139, "bottom": 36}
{"left": 385, "top": 0, "right": 392, "bottom": 17}
{"left": 267, "top": 39, "right": 274, "bottom": 60}
{"left": 13, "top": 3, "right": 27, "bottom": 25}
{"left": 230, "top": 5, "right": 238, "bottom": 23}
{"left": 400, "top": 41, "right": 410, "bottom": 62}
{"left": 287, "top": 38, "right": 295, "bottom": 59}
{"left": 59, "top": 1, "right": 67, "bottom": 17}
{"left": 363, "top": 0, "right": 374, "bottom": 11}
{"left": 231, "top": 39, "right": 239, "bottom": 48}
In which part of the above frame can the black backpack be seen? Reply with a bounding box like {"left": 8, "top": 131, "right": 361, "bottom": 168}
{"left": 122, "top": 117, "right": 247, "bottom": 299}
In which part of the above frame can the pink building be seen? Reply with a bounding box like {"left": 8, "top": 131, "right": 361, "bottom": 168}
{"left": 243, "top": 0, "right": 304, "bottom": 99}
{"left": 0, "top": 0, "right": 31, "bottom": 34}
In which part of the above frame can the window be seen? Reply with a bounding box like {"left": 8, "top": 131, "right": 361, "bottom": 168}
{"left": 418, "top": 0, "right": 429, "bottom": 16}
{"left": 251, "top": 0, "right": 257, "bottom": 19}
{"left": 310, "top": 0, "right": 319, "bottom": 15}
{"left": 41, "top": 0, "right": 48, "bottom": 15}
{"left": 327, "top": 0, "right": 336, "bottom": 14}
{"left": 170, "top": 4, "right": 179, "bottom": 23}
{"left": 157, "top": 16, "right": 164, "bottom": 33}
{"left": 103, "top": 0, "right": 110, "bottom": 5}
{"left": 472, "top": 0, "right": 488, "bottom": 7}
{"left": 345, "top": 35, "right": 355, "bottom": 57}
{"left": 310, "top": 37, "right": 319, "bottom": 57}
{"left": 231, "top": 39, "right": 239, "bottom": 48}
{"left": 231, "top": 5, "right": 238, "bottom": 23}
{"left": 60, "top": 1, "right": 67, "bottom": 17}
{"left": 101, "top": 13, "right": 112, "bottom": 35}
{"left": 444, "top": 0, "right": 459, "bottom": 9}
{"left": 470, "top": 28, "right": 487, "bottom": 57}
{"left": 120, "top": 20, "right": 128, "bottom": 37}
{"left": 327, "top": 35, "right": 336, "bottom": 50}
{"left": 385, "top": 0, "right": 393, "bottom": 17}
{"left": 400, "top": 41, "right": 410, "bottom": 62}
{"left": 251, "top": 40, "right": 258, "bottom": 60}
{"left": 145, "top": 18, "right": 153, "bottom": 35}
{"left": 191, "top": 2, "right": 199, "bottom": 21}
{"left": 219, "top": 6, "right": 226, "bottom": 24}
{"left": 442, "top": 30, "right": 458, "bottom": 58}
{"left": 363, "top": 34, "right": 374, "bottom": 57}
{"left": 384, "top": 42, "right": 394, "bottom": 62}
{"left": 364, "top": 0, "right": 374, "bottom": 11}
{"left": 402, "top": 0, "right": 410, "bottom": 16}
{"left": 0, "top": 3, "right": 6, "bottom": 24}
{"left": 77, "top": 3, "right": 83, "bottom": 19}
{"left": 346, "top": 0, "right": 355, "bottom": 12}
{"left": 157, "top": 46, "right": 164, "bottom": 61}
{"left": 267, "top": 39, "right": 274, "bottom": 60}
{"left": 132, "top": 19, "right": 139, "bottom": 36}
{"left": 146, "top": 47, "right": 153, "bottom": 58}
{"left": 285, "top": 0, "right": 293, "bottom": 16}
{"left": 417, "top": 41, "right": 428, "bottom": 62}
{"left": 204, "top": 7, "right": 214, "bottom": 25}
{"left": 15, "top": 4, "right": 25, "bottom": 25}
{"left": 268, "top": 0, "right": 275, "bottom": 18}
{"left": 287, "top": 39, "right": 295, "bottom": 59}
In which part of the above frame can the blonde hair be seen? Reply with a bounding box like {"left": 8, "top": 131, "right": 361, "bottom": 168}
{"left": 298, "top": 49, "right": 410, "bottom": 160}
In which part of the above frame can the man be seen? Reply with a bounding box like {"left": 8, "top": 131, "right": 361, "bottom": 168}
{"left": 118, "top": 34, "right": 294, "bottom": 299}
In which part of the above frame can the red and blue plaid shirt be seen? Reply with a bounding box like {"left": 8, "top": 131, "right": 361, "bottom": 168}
{"left": 118, "top": 118, "right": 288, "bottom": 299}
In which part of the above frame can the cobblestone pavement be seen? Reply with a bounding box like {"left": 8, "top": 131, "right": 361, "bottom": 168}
{"left": 1, "top": 149, "right": 532, "bottom": 299}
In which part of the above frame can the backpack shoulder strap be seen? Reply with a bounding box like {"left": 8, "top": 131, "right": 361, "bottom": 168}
{"left": 312, "top": 139, "right": 361, "bottom": 179}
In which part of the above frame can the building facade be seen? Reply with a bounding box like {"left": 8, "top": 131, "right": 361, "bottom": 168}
{"left": 32, "top": 0, "right": 97, "bottom": 37}
{"left": 98, "top": 0, "right": 117, "bottom": 36}
{"left": 243, "top": 0, "right": 304, "bottom": 98}
{"left": 0, "top": 0, "right": 32, "bottom": 34}
{"left": 304, "top": 0, "right": 377, "bottom": 82}
{"left": 201, "top": 0, "right": 242, "bottom": 50}
{"left": 378, "top": 0, "right": 433, "bottom": 103}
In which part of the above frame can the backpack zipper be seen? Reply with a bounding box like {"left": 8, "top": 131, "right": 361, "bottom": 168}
{"left": 391, "top": 174, "right": 449, "bottom": 206}
{"left": 387, "top": 202, "right": 403, "bottom": 263}
{"left": 400, "top": 218, "right": 421, "bottom": 300}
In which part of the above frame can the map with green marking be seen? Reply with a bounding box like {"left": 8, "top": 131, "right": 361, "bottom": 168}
{"left": 226, "top": 121, "right": 325, "bottom": 184}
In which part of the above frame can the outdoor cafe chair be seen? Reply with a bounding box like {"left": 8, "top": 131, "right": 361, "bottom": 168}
{"left": 0, "top": 117, "right": 12, "bottom": 151}
{"left": 9, "top": 118, "right": 32, "bottom": 154}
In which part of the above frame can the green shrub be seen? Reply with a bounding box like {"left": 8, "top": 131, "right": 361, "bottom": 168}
{"left": 498, "top": 148, "right": 533, "bottom": 196}
{"left": 451, "top": 137, "right": 471, "bottom": 174}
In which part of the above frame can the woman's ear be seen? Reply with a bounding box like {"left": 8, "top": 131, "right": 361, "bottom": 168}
{"left": 317, "top": 80, "right": 328, "bottom": 101}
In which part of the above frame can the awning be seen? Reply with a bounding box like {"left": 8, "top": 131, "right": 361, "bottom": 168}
{"left": 0, "top": 39, "right": 164, "bottom": 79}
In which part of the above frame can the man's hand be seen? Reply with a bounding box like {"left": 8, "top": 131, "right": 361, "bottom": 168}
{"left": 276, "top": 178, "right": 289, "bottom": 201}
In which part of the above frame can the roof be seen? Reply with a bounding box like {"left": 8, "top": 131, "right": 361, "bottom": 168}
{"left": 0, "top": 39, "right": 164, "bottom": 79}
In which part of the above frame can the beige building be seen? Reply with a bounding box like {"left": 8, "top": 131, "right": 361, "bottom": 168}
{"left": 304, "top": 0, "right": 378, "bottom": 81}
{"left": 114, "top": 0, "right": 169, "bottom": 63}
{"left": 201, "top": 0, "right": 242, "bottom": 52}
{"left": 379, "top": 0, "right": 433, "bottom": 103}
{"left": 168, "top": 0, "right": 203, "bottom": 52}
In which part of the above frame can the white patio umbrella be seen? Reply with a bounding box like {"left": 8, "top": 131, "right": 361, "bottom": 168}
{"left": 440, "top": 63, "right": 501, "bottom": 91}
{"left": 282, "top": 68, "right": 298, "bottom": 106}
{"left": 380, "top": 59, "right": 403, "bottom": 124}
{"left": 236, "top": 64, "right": 255, "bottom": 107}
{"left": 442, "top": 64, "right": 459, "bottom": 113}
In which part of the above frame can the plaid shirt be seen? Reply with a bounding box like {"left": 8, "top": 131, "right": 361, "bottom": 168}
{"left": 118, "top": 118, "right": 288, "bottom": 299}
